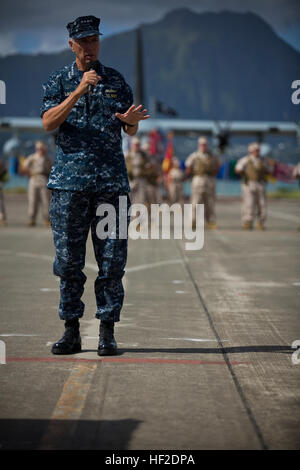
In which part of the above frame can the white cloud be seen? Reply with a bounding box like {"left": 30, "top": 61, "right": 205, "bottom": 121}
{"left": 0, "top": 32, "right": 18, "bottom": 56}
{"left": 0, "top": 0, "right": 299, "bottom": 55}
{"left": 34, "top": 31, "right": 68, "bottom": 54}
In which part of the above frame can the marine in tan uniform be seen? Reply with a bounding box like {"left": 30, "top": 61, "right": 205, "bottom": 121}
{"left": 235, "top": 142, "right": 269, "bottom": 230}
{"left": 185, "top": 137, "right": 221, "bottom": 229}
{"left": 0, "top": 160, "right": 8, "bottom": 226}
{"left": 23, "top": 140, "right": 52, "bottom": 226}
{"left": 168, "top": 157, "right": 184, "bottom": 204}
{"left": 145, "top": 153, "right": 163, "bottom": 207}
{"left": 125, "top": 137, "right": 148, "bottom": 205}
{"left": 292, "top": 162, "right": 300, "bottom": 231}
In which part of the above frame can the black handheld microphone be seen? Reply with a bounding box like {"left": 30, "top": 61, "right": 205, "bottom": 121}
{"left": 87, "top": 60, "right": 101, "bottom": 95}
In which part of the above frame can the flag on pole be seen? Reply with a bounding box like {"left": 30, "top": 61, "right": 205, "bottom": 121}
{"left": 273, "top": 161, "right": 296, "bottom": 183}
{"left": 162, "top": 131, "right": 174, "bottom": 174}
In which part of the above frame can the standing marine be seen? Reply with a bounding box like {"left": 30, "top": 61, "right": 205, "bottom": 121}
{"left": 23, "top": 140, "right": 52, "bottom": 227}
{"left": 167, "top": 157, "right": 184, "bottom": 205}
{"left": 41, "top": 15, "right": 149, "bottom": 356}
{"left": 145, "top": 153, "right": 163, "bottom": 207}
{"left": 125, "top": 137, "right": 148, "bottom": 205}
{"left": 185, "top": 137, "right": 220, "bottom": 229}
{"left": 235, "top": 142, "right": 269, "bottom": 230}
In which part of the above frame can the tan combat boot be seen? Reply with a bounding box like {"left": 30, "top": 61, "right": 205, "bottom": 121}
{"left": 242, "top": 222, "right": 252, "bottom": 230}
{"left": 206, "top": 222, "right": 218, "bottom": 230}
{"left": 256, "top": 221, "right": 265, "bottom": 230}
{"left": 27, "top": 218, "right": 36, "bottom": 227}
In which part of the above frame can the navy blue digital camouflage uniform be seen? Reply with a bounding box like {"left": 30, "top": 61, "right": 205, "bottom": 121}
{"left": 40, "top": 60, "right": 133, "bottom": 322}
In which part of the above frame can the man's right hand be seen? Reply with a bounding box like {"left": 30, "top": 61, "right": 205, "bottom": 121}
{"left": 42, "top": 70, "right": 101, "bottom": 132}
{"left": 76, "top": 70, "right": 102, "bottom": 96}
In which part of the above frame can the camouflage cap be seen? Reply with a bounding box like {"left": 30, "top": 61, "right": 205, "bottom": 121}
{"left": 67, "top": 15, "right": 103, "bottom": 39}
{"left": 198, "top": 136, "right": 208, "bottom": 145}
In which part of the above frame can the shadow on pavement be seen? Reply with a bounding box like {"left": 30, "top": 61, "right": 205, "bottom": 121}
{"left": 0, "top": 418, "right": 141, "bottom": 450}
{"left": 80, "top": 345, "right": 292, "bottom": 355}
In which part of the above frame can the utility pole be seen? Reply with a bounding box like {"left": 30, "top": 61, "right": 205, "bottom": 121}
{"left": 135, "top": 26, "right": 144, "bottom": 106}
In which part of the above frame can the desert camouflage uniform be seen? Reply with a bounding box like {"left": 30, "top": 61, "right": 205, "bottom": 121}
{"left": 24, "top": 152, "right": 52, "bottom": 223}
{"left": 168, "top": 165, "right": 184, "bottom": 204}
{"left": 185, "top": 151, "right": 220, "bottom": 224}
{"left": 40, "top": 60, "right": 133, "bottom": 322}
{"left": 145, "top": 155, "right": 163, "bottom": 205}
{"left": 125, "top": 149, "right": 148, "bottom": 205}
{"left": 235, "top": 154, "right": 269, "bottom": 227}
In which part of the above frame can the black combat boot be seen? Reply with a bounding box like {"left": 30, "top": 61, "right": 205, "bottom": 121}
{"left": 51, "top": 318, "right": 81, "bottom": 355}
{"left": 97, "top": 320, "right": 117, "bottom": 356}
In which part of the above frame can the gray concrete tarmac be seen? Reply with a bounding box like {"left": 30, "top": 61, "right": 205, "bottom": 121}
{"left": 0, "top": 193, "right": 299, "bottom": 449}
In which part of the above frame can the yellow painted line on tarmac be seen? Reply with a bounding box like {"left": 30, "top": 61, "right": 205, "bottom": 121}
{"left": 39, "top": 362, "right": 97, "bottom": 449}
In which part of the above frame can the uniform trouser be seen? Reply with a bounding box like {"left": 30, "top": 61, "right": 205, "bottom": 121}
{"left": 146, "top": 183, "right": 163, "bottom": 205}
{"left": 241, "top": 182, "right": 267, "bottom": 225}
{"left": 191, "top": 184, "right": 216, "bottom": 224}
{"left": 130, "top": 178, "right": 147, "bottom": 205}
{"left": 0, "top": 187, "right": 6, "bottom": 221}
{"left": 28, "top": 179, "right": 51, "bottom": 220}
{"left": 168, "top": 182, "right": 183, "bottom": 205}
{"left": 49, "top": 190, "right": 131, "bottom": 322}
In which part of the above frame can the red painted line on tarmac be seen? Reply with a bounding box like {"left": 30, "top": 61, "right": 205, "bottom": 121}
{"left": 6, "top": 356, "right": 99, "bottom": 363}
{"left": 6, "top": 356, "right": 249, "bottom": 365}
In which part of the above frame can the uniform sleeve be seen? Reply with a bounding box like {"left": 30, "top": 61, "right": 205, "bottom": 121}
{"left": 23, "top": 155, "right": 33, "bottom": 169}
{"left": 119, "top": 75, "right": 133, "bottom": 118}
{"left": 185, "top": 153, "right": 195, "bottom": 168}
{"left": 235, "top": 156, "right": 248, "bottom": 173}
{"left": 40, "top": 71, "right": 62, "bottom": 118}
{"left": 120, "top": 82, "right": 134, "bottom": 131}
{"left": 114, "top": 73, "right": 133, "bottom": 131}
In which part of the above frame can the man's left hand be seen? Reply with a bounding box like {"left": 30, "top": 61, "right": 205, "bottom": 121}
{"left": 115, "top": 104, "right": 150, "bottom": 126}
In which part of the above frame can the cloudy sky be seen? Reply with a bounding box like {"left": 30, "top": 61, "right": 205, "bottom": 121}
{"left": 1, "top": 0, "right": 300, "bottom": 56}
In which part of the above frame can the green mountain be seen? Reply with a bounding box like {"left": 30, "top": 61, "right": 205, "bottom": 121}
{"left": 1, "top": 8, "right": 300, "bottom": 121}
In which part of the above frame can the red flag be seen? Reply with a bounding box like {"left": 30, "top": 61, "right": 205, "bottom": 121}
{"left": 162, "top": 131, "right": 174, "bottom": 174}
{"left": 162, "top": 131, "right": 175, "bottom": 192}
{"left": 273, "top": 162, "right": 296, "bottom": 183}
{"left": 149, "top": 129, "right": 163, "bottom": 156}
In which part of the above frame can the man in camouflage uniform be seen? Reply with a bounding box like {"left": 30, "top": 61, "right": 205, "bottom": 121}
{"left": 185, "top": 137, "right": 220, "bottom": 229}
{"left": 235, "top": 142, "right": 269, "bottom": 230}
{"left": 0, "top": 159, "right": 7, "bottom": 226}
{"left": 125, "top": 137, "right": 148, "bottom": 205}
{"left": 23, "top": 140, "right": 52, "bottom": 227}
{"left": 145, "top": 153, "right": 163, "bottom": 207}
{"left": 168, "top": 157, "right": 184, "bottom": 204}
{"left": 41, "top": 16, "right": 149, "bottom": 356}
